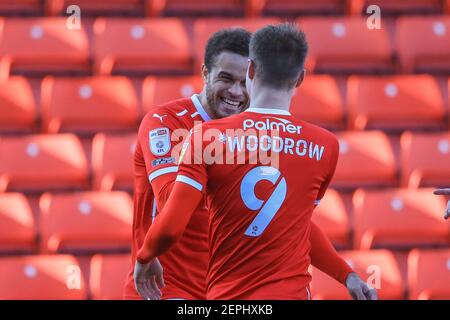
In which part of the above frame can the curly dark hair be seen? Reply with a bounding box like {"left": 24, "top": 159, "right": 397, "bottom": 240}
{"left": 204, "top": 28, "right": 251, "bottom": 70}
{"left": 250, "top": 23, "right": 308, "bottom": 89}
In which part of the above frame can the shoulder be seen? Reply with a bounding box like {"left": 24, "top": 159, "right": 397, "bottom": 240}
{"left": 139, "top": 98, "right": 195, "bottom": 130}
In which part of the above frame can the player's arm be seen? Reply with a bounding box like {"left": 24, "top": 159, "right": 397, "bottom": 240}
{"left": 134, "top": 127, "right": 207, "bottom": 299}
{"left": 311, "top": 136, "right": 377, "bottom": 300}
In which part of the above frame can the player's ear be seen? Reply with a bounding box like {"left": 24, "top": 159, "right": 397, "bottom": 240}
{"left": 295, "top": 69, "right": 306, "bottom": 88}
{"left": 247, "top": 59, "right": 255, "bottom": 80}
{"left": 201, "top": 64, "right": 209, "bottom": 82}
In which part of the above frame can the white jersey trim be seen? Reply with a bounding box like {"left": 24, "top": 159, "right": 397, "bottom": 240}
{"left": 191, "top": 94, "right": 212, "bottom": 122}
{"left": 314, "top": 199, "right": 321, "bottom": 206}
{"left": 245, "top": 107, "right": 291, "bottom": 116}
{"left": 148, "top": 166, "right": 178, "bottom": 182}
{"left": 176, "top": 175, "right": 203, "bottom": 192}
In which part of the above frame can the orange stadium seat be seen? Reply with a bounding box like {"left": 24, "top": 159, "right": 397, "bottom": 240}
{"left": 0, "top": 18, "right": 90, "bottom": 77}
{"left": 0, "top": 134, "right": 89, "bottom": 192}
{"left": 408, "top": 249, "right": 450, "bottom": 300}
{"left": 332, "top": 131, "right": 397, "bottom": 188}
{"left": 349, "top": 0, "right": 443, "bottom": 15}
{"left": 142, "top": 76, "right": 203, "bottom": 112}
{"left": 0, "top": 255, "right": 87, "bottom": 299}
{"left": 311, "top": 189, "right": 350, "bottom": 248}
{"left": 148, "top": 0, "right": 244, "bottom": 17}
{"left": 400, "top": 131, "right": 450, "bottom": 188}
{"left": 193, "top": 18, "right": 280, "bottom": 71}
{"left": 40, "top": 76, "right": 139, "bottom": 133}
{"left": 0, "top": 76, "right": 37, "bottom": 132}
{"left": 93, "top": 18, "right": 191, "bottom": 75}
{"left": 298, "top": 17, "right": 393, "bottom": 73}
{"left": 92, "top": 133, "right": 136, "bottom": 191}
{"left": 246, "top": 0, "right": 346, "bottom": 17}
{"left": 90, "top": 254, "right": 131, "bottom": 300}
{"left": 353, "top": 188, "right": 449, "bottom": 249}
{"left": 291, "top": 75, "right": 344, "bottom": 129}
{"left": 310, "top": 249, "right": 404, "bottom": 300}
{"left": 347, "top": 75, "right": 446, "bottom": 131}
{"left": 0, "top": 193, "right": 35, "bottom": 252}
{"left": 396, "top": 16, "right": 450, "bottom": 73}
{"left": 39, "top": 191, "right": 133, "bottom": 253}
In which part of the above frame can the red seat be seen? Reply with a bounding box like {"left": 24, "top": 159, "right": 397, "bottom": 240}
{"left": 408, "top": 249, "right": 450, "bottom": 300}
{"left": 310, "top": 249, "right": 404, "bottom": 300}
{"left": 47, "top": 0, "right": 146, "bottom": 16}
{"left": 291, "top": 75, "right": 344, "bottom": 129}
{"left": 396, "top": 16, "right": 450, "bottom": 73}
{"left": 0, "top": 76, "right": 37, "bottom": 132}
{"left": 41, "top": 76, "right": 139, "bottom": 133}
{"left": 148, "top": 0, "right": 244, "bottom": 17}
{"left": 0, "top": 18, "right": 90, "bottom": 77}
{"left": 93, "top": 18, "right": 191, "bottom": 75}
{"left": 400, "top": 131, "right": 450, "bottom": 188}
{"left": 0, "top": 255, "right": 87, "bottom": 299}
{"left": 0, "top": 134, "right": 89, "bottom": 192}
{"left": 39, "top": 191, "right": 133, "bottom": 253}
{"left": 353, "top": 188, "right": 449, "bottom": 249}
{"left": 347, "top": 75, "right": 446, "bottom": 131}
{"left": 0, "top": 193, "right": 35, "bottom": 252}
{"left": 193, "top": 18, "right": 280, "bottom": 71}
{"left": 349, "top": 0, "right": 443, "bottom": 15}
{"left": 247, "top": 0, "right": 346, "bottom": 17}
{"left": 311, "top": 189, "right": 350, "bottom": 248}
{"left": 332, "top": 131, "right": 397, "bottom": 189}
{"left": 92, "top": 133, "right": 136, "bottom": 191}
{"left": 298, "top": 17, "right": 393, "bottom": 73}
{"left": 142, "top": 76, "right": 203, "bottom": 112}
{"left": 90, "top": 254, "right": 131, "bottom": 300}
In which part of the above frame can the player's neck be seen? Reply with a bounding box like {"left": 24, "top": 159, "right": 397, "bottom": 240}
{"left": 196, "top": 92, "right": 216, "bottom": 120}
{"left": 249, "top": 86, "right": 292, "bottom": 113}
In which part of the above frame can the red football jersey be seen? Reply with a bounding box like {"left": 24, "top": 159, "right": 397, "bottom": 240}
{"left": 176, "top": 107, "right": 340, "bottom": 299}
{"left": 123, "top": 95, "right": 212, "bottom": 300}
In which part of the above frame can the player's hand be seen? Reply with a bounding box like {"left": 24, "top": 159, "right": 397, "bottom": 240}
{"left": 134, "top": 258, "right": 165, "bottom": 300}
{"left": 345, "top": 272, "right": 378, "bottom": 300}
{"left": 433, "top": 189, "right": 450, "bottom": 220}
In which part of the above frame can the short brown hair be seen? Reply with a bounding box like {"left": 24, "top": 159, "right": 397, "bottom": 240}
{"left": 249, "top": 23, "right": 308, "bottom": 89}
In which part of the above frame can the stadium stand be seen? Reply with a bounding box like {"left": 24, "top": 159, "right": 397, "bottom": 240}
{"left": 0, "top": 1, "right": 449, "bottom": 300}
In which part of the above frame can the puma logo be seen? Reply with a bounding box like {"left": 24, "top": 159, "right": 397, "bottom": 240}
{"left": 152, "top": 113, "right": 167, "bottom": 123}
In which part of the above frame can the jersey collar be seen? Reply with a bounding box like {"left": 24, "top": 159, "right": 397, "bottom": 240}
{"left": 191, "top": 94, "right": 212, "bottom": 122}
{"left": 245, "top": 108, "right": 291, "bottom": 116}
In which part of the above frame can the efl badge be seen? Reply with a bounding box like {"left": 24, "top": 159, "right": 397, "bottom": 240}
{"left": 149, "top": 128, "right": 171, "bottom": 156}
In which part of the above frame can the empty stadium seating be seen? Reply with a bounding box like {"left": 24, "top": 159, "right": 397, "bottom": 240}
{"left": 247, "top": 0, "right": 346, "bottom": 17}
{"left": 91, "top": 133, "right": 136, "bottom": 191}
{"left": 396, "top": 16, "right": 450, "bottom": 73}
{"left": 401, "top": 131, "right": 450, "bottom": 188}
{"left": 0, "top": 255, "right": 87, "bottom": 299}
{"left": 349, "top": 0, "right": 444, "bottom": 15}
{"left": 332, "top": 131, "right": 398, "bottom": 189}
{"left": 291, "top": 75, "right": 345, "bottom": 129}
{"left": 347, "top": 75, "right": 446, "bottom": 131}
{"left": 40, "top": 76, "right": 139, "bottom": 134}
{"left": 149, "top": 0, "right": 245, "bottom": 17}
{"left": 142, "top": 76, "right": 204, "bottom": 112}
{"left": 0, "top": 17, "right": 90, "bottom": 76}
{"left": 93, "top": 18, "right": 191, "bottom": 75}
{"left": 90, "top": 254, "right": 131, "bottom": 300}
{"left": 310, "top": 249, "right": 405, "bottom": 299}
{"left": 408, "top": 249, "right": 450, "bottom": 299}
{"left": 298, "top": 17, "right": 393, "bottom": 73}
{"left": 0, "top": 193, "right": 35, "bottom": 252}
{"left": 353, "top": 188, "right": 449, "bottom": 249}
{"left": 39, "top": 191, "right": 133, "bottom": 253}
{"left": 0, "top": 134, "right": 89, "bottom": 192}
{"left": 0, "top": 76, "right": 37, "bottom": 132}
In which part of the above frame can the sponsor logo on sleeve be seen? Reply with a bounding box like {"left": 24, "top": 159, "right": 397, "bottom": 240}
{"left": 151, "top": 157, "right": 176, "bottom": 167}
{"left": 149, "top": 127, "right": 171, "bottom": 156}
